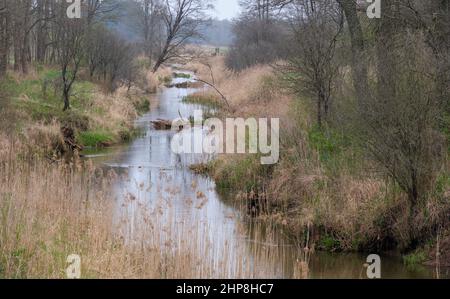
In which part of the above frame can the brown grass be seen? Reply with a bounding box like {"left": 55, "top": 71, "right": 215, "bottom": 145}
{"left": 186, "top": 57, "right": 449, "bottom": 252}
{"left": 0, "top": 63, "right": 169, "bottom": 156}
{"left": 187, "top": 57, "right": 291, "bottom": 118}
{"left": 0, "top": 140, "right": 301, "bottom": 278}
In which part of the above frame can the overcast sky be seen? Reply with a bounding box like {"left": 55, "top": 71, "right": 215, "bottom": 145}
{"left": 211, "top": 0, "right": 241, "bottom": 20}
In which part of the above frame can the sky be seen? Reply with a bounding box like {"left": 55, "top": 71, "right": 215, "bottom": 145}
{"left": 211, "top": 0, "right": 241, "bottom": 20}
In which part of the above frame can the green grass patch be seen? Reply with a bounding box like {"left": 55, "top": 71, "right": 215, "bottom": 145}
{"left": 183, "top": 94, "right": 222, "bottom": 108}
{"left": 78, "top": 131, "right": 115, "bottom": 148}
{"left": 434, "top": 173, "right": 450, "bottom": 197}
{"left": 173, "top": 72, "right": 191, "bottom": 79}
{"left": 318, "top": 234, "right": 341, "bottom": 251}
{"left": 308, "top": 126, "right": 346, "bottom": 161}
{"left": 403, "top": 250, "right": 427, "bottom": 269}
{"left": 2, "top": 70, "right": 103, "bottom": 135}
{"left": 308, "top": 125, "right": 363, "bottom": 176}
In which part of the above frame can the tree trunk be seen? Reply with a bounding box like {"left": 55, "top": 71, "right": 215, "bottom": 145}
{"left": 376, "top": 0, "right": 398, "bottom": 102}
{"left": 0, "top": 0, "right": 8, "bottom": 78}
{"left": 36, "top": 0, "right": 48, "bottom": 63}
{"left": 153, "top": 44, "right": 168, "bottom": 73}
{"left": 317, "top": 94, "right": 323, "bottom": 127}
{"left": 153, "top": 36, "right": 170, "bottom": 72}
{"left": 13, "top": 32, "right": 20, "bottom": 71}
{"left": 63, "top": 87, "right": 70, "bottom": 111}
{"left": 337, "top": 0, "right": 370, "bottom": 105}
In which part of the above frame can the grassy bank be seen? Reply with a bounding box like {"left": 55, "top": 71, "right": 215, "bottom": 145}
{"left": 186, "top": 57, "right": 450, "bottom": 263}
{"left": 0, "top": 64, "right": 171, "bottom": 155}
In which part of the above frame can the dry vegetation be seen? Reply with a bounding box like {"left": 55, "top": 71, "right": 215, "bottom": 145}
{"left": 185, "top": 56, "right": 450, "bottom": 257}
{"left": 0, "top": 141, "right": 300, "bottom": 278}
{"left": 0, "top": 65, "right": 172, "bottom": 157}
{"left": 186, "top": 57, "right": 291, "bottom": 118}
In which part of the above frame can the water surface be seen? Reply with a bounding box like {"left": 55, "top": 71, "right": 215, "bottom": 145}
{"left": 84, "top": 74, "right": 445, "bottom": 279}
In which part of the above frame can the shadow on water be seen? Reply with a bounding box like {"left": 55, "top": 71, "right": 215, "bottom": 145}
{"left": 83, "top": 72, "right": 445, "bottom": 279}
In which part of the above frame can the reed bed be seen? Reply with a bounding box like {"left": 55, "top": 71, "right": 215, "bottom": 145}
{"left": 0, "top": 142, "right": 302, "bottom": 278}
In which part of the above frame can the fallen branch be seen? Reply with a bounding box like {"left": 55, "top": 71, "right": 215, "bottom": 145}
{"left": 194, "top": 79, "right": 230, "bottom": 109}
{"left": 151, "top": 119, "right": 173, "bottom": 130}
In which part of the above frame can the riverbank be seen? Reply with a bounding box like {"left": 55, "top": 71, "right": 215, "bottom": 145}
{"left": 0, "top": 63, "right": 172, "bottom": 158}
{"left": 0, "top": 70, "right": 296, "bottom": 279}
{"left": 0, "top": 62, "right": 447, "bottom": 278}
{"left": 185, "top": 57, "right": 450, "bottom": 268}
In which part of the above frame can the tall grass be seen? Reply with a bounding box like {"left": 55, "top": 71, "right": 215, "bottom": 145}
{"left": 0, "top": 66, "right": 155, "bottom": 153}
{"left": 0, "top": 141, "right": 302, "bottom": 278}
{"left": 187, "top": 57, "right": 450, "bottom": 254}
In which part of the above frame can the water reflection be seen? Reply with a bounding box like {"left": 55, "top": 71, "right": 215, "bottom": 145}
{"left": 85, "top": 74, "right": 444, "bottom": 279}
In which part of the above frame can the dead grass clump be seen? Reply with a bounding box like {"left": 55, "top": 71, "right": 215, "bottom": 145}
{"left": 88, "top": 87, "right": 137, "bottom": 132}
{"left": 24, "top": 121, "right": 66, "bottom": 156}
{"left": 0, "top": 146, "right": 296, "bottom": 278}
{"left": 144, "top": 67, "right": 173, "bottom": 93}
{"left": 186, "top": 57, "right": 450, "bottom": 253}
{"left": 190, "top": 57, "right": 283, "bottom": 113}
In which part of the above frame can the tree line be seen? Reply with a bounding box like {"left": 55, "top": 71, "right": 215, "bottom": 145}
{"left": 0, "top": 0, "right": 211, "bottom": 110}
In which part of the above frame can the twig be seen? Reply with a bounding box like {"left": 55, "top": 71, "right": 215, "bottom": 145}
{"left": 194, "top": 79, "right": 230, "bottom": 108}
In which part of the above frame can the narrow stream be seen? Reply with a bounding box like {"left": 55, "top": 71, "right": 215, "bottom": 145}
{"left": 84, "top": 74, "right": 446, "bottom": 279}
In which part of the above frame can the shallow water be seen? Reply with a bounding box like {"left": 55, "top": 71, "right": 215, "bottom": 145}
{"left": 84, "top": 74, "right": 446, "bottom": 279}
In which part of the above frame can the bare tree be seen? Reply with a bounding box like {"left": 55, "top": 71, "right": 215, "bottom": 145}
{"left": 49, "top": 1, "right": 91, "bottom": 111}
{"left": 281, "top": 0, "right": 343, "bottom": 127}
{"left": 226, "top": 0, "right": 290, "bottom": 70}
{"left": 335, "top": 0, "right": 370, "bottom": 105}
{"left": 152, "top": 0, "right": 211, "bottom": 72}
{"left": 134, "top": 0, "right": 163, "bottom": 63}
{"left": 106, "top": 36, "right": 135, "bottom": 92}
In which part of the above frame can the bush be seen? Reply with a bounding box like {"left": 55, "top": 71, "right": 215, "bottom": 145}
{"left": 133, "top": 98, "right": 150, "bottom": 114}
{"left": 403, "top": 250, "right": 427, "bottom": 269}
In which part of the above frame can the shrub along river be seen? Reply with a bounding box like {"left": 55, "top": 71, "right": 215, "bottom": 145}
{"left": 83, "top": 73, "right": 445, "bottom": 279}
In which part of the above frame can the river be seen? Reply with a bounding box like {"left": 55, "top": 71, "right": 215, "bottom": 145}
{"left": 83, "top": 73, "right": 446, "bottom": 279}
